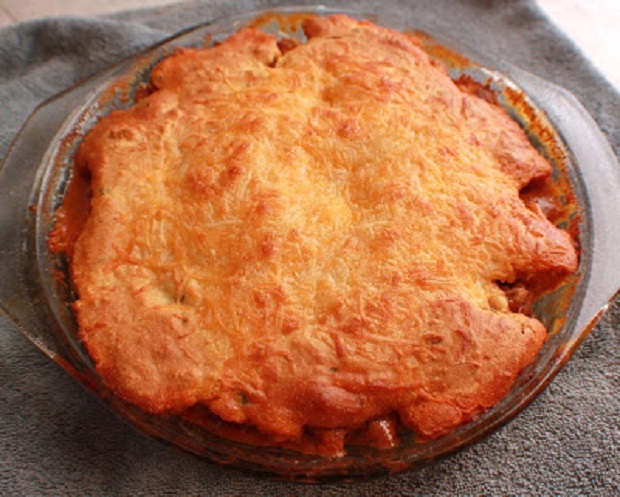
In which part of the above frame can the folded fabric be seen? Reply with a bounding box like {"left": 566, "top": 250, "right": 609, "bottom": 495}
{"left": 0, "top": 0, "right": 618, "bottom": 495}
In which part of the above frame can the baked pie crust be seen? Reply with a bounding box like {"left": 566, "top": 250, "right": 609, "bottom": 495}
{"left": 53, "top": 15, "right": 578, "bottom": 455}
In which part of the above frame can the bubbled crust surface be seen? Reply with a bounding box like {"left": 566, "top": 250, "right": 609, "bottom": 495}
{"left": 71, "top": 15, "right": 578, "bottom": 444}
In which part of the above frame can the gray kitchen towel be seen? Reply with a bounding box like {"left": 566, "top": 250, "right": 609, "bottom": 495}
{"left": 1, "top": 0, "right": 618, "bottom": 494}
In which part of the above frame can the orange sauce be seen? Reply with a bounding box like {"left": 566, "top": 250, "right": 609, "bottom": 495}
{"left": 181, "top": 405, "right": 398, "bottom": 457}
{"left": 411, "top": 29, "right": 473, "bottom": 70}
{"left": 501, "top": 85, "right": 581, "bottom": 245}
{"left": 454, "top": 74, "right": 499, "bottom": 105}
{"left": 48, "top": 171, "right": 90, "bottom": 261}
{"left": 246, "top": 11, "right": 317, "bottom": 34}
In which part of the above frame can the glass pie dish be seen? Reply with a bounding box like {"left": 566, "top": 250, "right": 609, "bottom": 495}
{"left": 1, "top": 5, "right": 619, "bottom": 481}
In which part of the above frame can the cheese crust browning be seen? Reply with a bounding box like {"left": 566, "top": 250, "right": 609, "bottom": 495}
{"left": 67, "top": 15, "right": 578, "bottom": 453}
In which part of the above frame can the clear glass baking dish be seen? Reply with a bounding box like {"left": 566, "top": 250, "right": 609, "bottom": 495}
{"left": 1, "top": 5, "right": 619, "bottom": 481}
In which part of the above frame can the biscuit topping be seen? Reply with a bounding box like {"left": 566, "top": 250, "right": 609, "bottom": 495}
{"left": 61, "top": 15, "right": 578, "bottom": 455}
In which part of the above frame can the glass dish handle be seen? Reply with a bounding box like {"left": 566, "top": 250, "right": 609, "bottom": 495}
{"left": 0, "top": 76, "right": 105, "bottom": 361}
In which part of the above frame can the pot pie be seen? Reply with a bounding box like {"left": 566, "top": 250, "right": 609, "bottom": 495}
{"left": 51, "top": 15, "right": 578, "bottom": 456}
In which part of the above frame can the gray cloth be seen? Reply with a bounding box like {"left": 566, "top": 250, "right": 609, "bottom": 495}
{"left": 1, "top": 0, "right": 618, "bottom": 494}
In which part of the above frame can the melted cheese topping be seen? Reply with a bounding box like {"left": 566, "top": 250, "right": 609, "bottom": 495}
{"left": 70, "top": 15, "right": 577, "bottom": 453}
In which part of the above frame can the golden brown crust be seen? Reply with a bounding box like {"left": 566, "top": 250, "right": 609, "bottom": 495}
{"left": 68, "top": 15, "right": 578, "bottom": 452}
